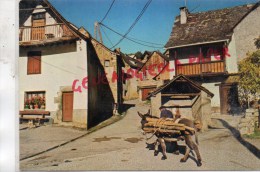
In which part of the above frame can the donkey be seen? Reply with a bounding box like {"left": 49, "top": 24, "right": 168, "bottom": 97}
{"left": 138, "top": 110, "right": 202, "bottom": 166}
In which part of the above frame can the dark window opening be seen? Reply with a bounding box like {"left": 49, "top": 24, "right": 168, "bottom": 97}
{"left": 32, "top": 12, "right": 45, "bottom": 20}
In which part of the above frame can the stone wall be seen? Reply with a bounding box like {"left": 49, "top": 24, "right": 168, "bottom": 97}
{"left": 200, "top": 91, "right": 212, "bottom": 130}
{"left": 123, "top": 65, "right": 139, "bottom": 101}
{"left": 151, "top": 93, "right": 161, "bottom": 117}
{"left": 91, "top": 40, "right": 119, "bottom": 103}
{"left": 234, "top": 5, "right": 260, "bottom": 61}
{"left": 238, "top": 109, "right": 259, "bottom": 135}
{"left": 191, "top": 92, "right": 212, "bottom": 131}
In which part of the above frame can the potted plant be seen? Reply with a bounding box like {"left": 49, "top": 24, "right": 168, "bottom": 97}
{"left": 24, "top": 99, "right": 30, "bottom": 109}
{"left": 33, "top": 96, "right": 39, "bottom": 109}
{"left": 29, "top": 98, "right": 33, "bottom": 109}
{"left": 39, "top": 96, "right": 46, "bottom": 109}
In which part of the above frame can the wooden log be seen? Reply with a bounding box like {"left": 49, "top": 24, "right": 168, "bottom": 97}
{"left": 143, "top": 128, "right": 181, "bottom": 134}
{"left": 143, "top": 123, "right": 185, "bottom": 131}
{"left": 184, "top": 126, "right": 195, "bottom": 132}
{"left": 145, "top": 118, "right": 185, "bottom": 127}
{"left": 145, "top": 121, "right": 184, "bottom": 126}
{"left": 144, "top": 118, "right": 196, "bottom": 133}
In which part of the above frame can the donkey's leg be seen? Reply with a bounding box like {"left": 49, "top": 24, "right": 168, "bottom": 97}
{"left": 158, "top": 138, "right": 167, "bottom": 160}
{"left": 173, "top": 142, "right": 180, "bottom": 155}
{"left": 154, "top": 139, "right": 160, "bottom": 156}
{"left": 185, "top": 135, "right": 202, "bottom": 166}
{"left": 180, "top": 145, "right": 190, "bottom": 162}
{"left": 180, "top": 135, "right": 192, "bottom": 162}
{"left": 190, "top": 139, "right": 202, "bottom": 166}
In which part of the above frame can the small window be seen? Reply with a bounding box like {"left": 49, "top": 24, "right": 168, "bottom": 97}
{"left": 27, "top": 51, "right": 41, "bottom": 74}
{"left": 32, "top": 12, "right": 45, "bottom": 20}
{"left": 24, "top": 91, "right": 46, "bottom": 110}
{"left": 104, "top": 60, "right": 110, "bottom": 67}
{"left": 143, "top": 70, "right": 147, "bottom": 80}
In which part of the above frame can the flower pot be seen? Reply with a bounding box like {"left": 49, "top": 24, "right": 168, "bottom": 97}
{"left": 25, "top": 105, "right": 29, "bottom": 109}
{"left": 29, "top": 105, "right": 33, "bottom": 109}
{"left": 41, "top": 105, "right": 45, "bottom": 109}
{"left": 34, "top": 104, "right": 38, "bottom": 109}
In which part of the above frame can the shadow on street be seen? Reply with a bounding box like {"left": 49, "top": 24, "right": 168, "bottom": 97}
{"left": 217, "top": 119, "right": 260, "bottom": 159}
{"left": 145, "top": 141, "right": 198, "bottom": 164}
{"left": 118, "top": 103, "right": 135, "bottom": 114}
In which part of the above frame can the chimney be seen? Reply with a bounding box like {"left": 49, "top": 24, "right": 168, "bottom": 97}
{"left": 180, "top": 7, "right": 188, "bottom": 24}
{"left": 115, "top": 48, "right": 121, "bottom": 53}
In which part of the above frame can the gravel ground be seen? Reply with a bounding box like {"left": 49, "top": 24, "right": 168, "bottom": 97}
{"left": 20, "top": 99, "right": 260, "bottom": 171}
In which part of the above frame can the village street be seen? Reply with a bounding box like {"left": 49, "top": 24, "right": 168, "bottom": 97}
{"left": 19, "top": 99, "right": 260, "bottom": 171}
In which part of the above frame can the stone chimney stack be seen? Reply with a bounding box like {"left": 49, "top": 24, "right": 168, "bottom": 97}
{"left": 180, "top": 6, "right": 188, "bottom": 24}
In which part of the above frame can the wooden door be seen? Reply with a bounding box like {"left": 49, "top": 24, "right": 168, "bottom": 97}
{"left": 62, "top": 92, "right": 73, "bottom": 122}
{"left": 219, "top": 85, "right": 230, "bottom": 114}
{"left": 142, "top": 88, "right": 155, "bottom": 101}
{"left": 31, "top": 19, "right": 45, "bottom": 40}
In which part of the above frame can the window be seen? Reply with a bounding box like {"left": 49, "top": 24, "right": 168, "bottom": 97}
{"left": 32, "top": 12, "right": 45, "bottom": 20}
{"left": 104, "top": 60, "right": 110, "bottom": 67}
{"left": 24, "top": 91, "right": 46, "bottom": 110}
{"left": 143, "top": 70, "right": 147, "bottom": 80}
{"left": 27, "top": 51, "right": 41, "bottom": 74}
{"left": 201, "top": 45, "right": 224, "bottom": 61}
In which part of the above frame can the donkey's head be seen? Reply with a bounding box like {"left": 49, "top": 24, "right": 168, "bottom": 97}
{"left": 137, "top": 109, "right": 153, "bottom": 129}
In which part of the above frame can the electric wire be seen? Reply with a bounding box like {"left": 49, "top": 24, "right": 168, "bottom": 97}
{"left": 100, "top": 0, "right": 116, "bottom": 23}
{"left": 100, "top": 23, "right": 164, "bottom": 49}
{"left": 110, "top": 0, "right": 152, "bottom": 49}
{"left": 100, "top": 25, "right": 114, "bottom": 47}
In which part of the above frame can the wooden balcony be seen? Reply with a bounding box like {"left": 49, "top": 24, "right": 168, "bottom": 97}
{"left": 176, "top": 60, "right": 225, "bottom": 76}
{"left": 19, "top": 23, "right": 74, "bottom": 42}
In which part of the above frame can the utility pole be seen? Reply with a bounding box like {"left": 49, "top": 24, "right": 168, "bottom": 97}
{"left": 94, "top": 22, "right": 103, "bottom": 44}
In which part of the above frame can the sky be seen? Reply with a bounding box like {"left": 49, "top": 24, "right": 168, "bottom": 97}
{"left": 49, "top": 0, "right": 259, "bottom": 54}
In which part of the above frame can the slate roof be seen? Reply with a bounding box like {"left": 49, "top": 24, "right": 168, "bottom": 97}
{"left": 120, "top": 53, "right": 143, "bottom": 69}
{"left": 139, "top": 51, "right": 170, "bottom": 70}
{"left": 165, "top": 3, "right": 259, "bottom": 48}
{"left": 147, "top": 74, "right": 214, "bottom": 99}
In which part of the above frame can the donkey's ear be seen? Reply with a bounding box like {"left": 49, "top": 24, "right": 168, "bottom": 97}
{"left": 138, "top": 111, "right": 144, "bottom": 119}
{"left": 147, "top": 109, "right": 150, "bottom": 115}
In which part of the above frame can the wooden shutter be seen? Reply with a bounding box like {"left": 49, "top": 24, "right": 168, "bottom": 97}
{"left": 27, "top": 57, "right": 34, "bottom": 74}
{"left": 33, "top": 56, "right": 41, "bottom": 74}
{"left": 27, "top": 51, "right": 41, "bottom": 74}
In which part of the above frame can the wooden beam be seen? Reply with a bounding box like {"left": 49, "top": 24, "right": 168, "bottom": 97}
{"left": 161, "top": 93, "right": 200, "bottom": 96}
{"left": 19, "top": 7, "right": 50, "bottom": 11}
{"left": 164, "top": 105, "right": 193, "bottom": 108}
{"left": 171, "top": 95, "right": 191, "bottom": 99}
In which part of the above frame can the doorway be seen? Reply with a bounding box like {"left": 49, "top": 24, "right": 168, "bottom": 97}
{"left": 62, "top": 92, "right": 73, "bottom": 122}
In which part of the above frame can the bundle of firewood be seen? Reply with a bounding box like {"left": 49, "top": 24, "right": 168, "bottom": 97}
{"left": 143, "top": 117, "right": 194, "bottom": 135}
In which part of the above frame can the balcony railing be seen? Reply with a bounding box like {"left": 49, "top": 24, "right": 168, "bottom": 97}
{"left": 176, "top": 60, "right": 225, "bottom": 76}
{"left": 19, "top": 23, "right": 74, "bottom": 42}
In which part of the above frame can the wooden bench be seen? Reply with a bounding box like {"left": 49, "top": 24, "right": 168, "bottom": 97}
{"left": 19, "top": 110, "right": 50, "bottom": 126}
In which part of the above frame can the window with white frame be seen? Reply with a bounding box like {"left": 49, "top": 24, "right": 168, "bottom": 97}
{"left": 104, "top": 60, "right": 110, "bottom": 67}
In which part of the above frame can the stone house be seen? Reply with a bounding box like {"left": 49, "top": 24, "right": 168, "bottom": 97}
{"left": 119, "top": 52, "right": 143, "bottom": 101}
{"left": 147, "top": 75, "right": 214, "bottom": 131}
{"left": 137, "top": 51, "right": 171, "bottom": 101}
{"left": 78, "top": 27, "right": 125, "bottom": 112}
{"left": 19, "top": 0, "right": 120, "bottom": 129}
{"left": 165, "top": 3, "right": 260, "bottom": 114}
